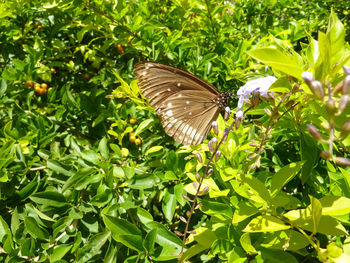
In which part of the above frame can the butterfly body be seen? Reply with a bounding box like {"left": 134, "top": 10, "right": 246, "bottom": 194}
{"left": 134, "top": 62, "right": 232, "bottom": 145}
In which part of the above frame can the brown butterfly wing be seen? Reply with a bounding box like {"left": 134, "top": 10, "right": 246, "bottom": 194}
{"left": 157, "top": 90, "right": 220, "bottom": 145}
{"left": 134, "top": 62, "right": 222, "bottom": 145}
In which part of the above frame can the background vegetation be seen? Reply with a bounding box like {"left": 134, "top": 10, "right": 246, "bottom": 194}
{"left": 0, "top": 0, "right": 350, "bottom": 262}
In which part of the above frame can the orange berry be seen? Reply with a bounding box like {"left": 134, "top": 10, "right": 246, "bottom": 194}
{"left": 25, "top": 81, "right": 34, "bottom": 87}
{"left": 34, "top": 85, "right": 41, "bottom": 93}
{"left": 39, "top": 88, "right": 47, "bottom": 95}
{"left": 129, "top": 135, "right": 136, "bottom": 143}
{"left": 50, "top": 68, "right": 56, "bottom": 73}
{"left": 129, "top": 118, "right": 137, "bottom": 124}
{"left": 105, "top": 61, "right": 110, "bottom": 66}
{"left": 116, "top": 44, "right": 124, "bottom": 54}
{"left": 41, "top": 83, "right": 48, "bottom": 89}
{"left": 135, "top": 138, "right": 141, "bottom": 145}
{"left": 84, "top": 73, "right": 90, "bottom": 80}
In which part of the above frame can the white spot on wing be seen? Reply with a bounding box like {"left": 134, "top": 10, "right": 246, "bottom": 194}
{"left": 167, "top": 102, "right": 172, "bottom": 107}
{"left": 177, "top": 83, "right": 181, "bottom": 87}
{"left": 155, "top": 92, "right": 159, "bottom": 97}
{"left": 189, "top": 112, "right": 192, "bottom": 116}
{"left": 178, "top": 94, "right": 182, "bottom": 98}
{"left": 186, "top": 101, "right": 190, "bottom": 104}
{"left": 142, "top": 71, "right": 146, "bottom": 76}
{"left": 166, "top": 110, "right": 173, "bottom": 117}
{"left": 167, "top": 88, "right": 171, "bottom": 91}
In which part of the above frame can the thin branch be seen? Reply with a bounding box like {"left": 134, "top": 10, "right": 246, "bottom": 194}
{"left": 179, "top": 106, "right": 254, "bottom": 262}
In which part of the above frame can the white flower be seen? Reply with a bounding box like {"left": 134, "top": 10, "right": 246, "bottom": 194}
{"left": 236, "top": 76, "right": 277, "bottom": 119}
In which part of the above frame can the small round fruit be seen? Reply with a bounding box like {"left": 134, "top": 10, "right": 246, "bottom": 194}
{"left": 105, "top": 61, "right": 110, "bottom": 66}
{"left": 25, "top": 80, "right": 34, "bottom": 87}
{"left": 116, "top": 44, "right": 124, "bottom": 54}
{"left": 34, "top": 85, "right": 41, "bottom": 93}
{"left": 41, "top": 83, "right": 48, "bottom": 89}
{"left": 129, "top": 135, "right": 136, "bottom": 143}
{"left": 84, "top": 73, "right": 90, "bottom": 80}
{"left": 129, "top": 118, "right": 137, "bottom": 124}
{"left": 135, "top": 138, "right": 141, "bottom": 145}
{"left": 50, "top": 68, "right": 56, "bottom": 73}
{"left": 39, "top": 88, "right": 47, "bottom": 95}
{"left": 34, "top": 83, "right": 41, "bottom": 88}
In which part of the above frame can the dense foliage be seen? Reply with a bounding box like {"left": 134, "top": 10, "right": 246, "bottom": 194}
{"left": 0, "top": 0, "right": 350, "bottom": 262}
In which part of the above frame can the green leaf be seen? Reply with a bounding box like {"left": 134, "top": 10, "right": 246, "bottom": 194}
{"left": 145, "top": 221, "right": 181, "bottom": 260}
{"left": 256, "top": 230, "right": 309, "bottom": 251}
{"left": 260, "top": 248, "right": 298, "bottom": 263}
{"left": 243, "top": 215, "right": 290, "bottom": 233}
{"left": 243, "top": 175, "right": 272, "bottom": 205}
{"left": 0, "top": 216, "right": 12, "bottom": 244}
{"left": 50, "top": 244, "right": 72, "bottom": 262}
{"left": 47, "top": 159, "right": 74, "bottom": 177}
{"left": 310, "top": 195, "right": 322, "bottom": 234}
{"left": 201, "top": 200, "right": 233, "bottom": 219}
{"left": 240, "top": 232, "right": 257, "bottom": 254}
{"left": 30, "top": 191, "right": 67, "bottom": 207}
{"left": 232, "top": 201, "right": 259, "bottom": 224}
{"left": 270, "top": 161, "right": 303, "bottom": 197}
{"left": 77, "top": 231, "right": 111, "bottom": 263}
{"left": 320, "top": 195, "right": 350, "bottom": 216}
{"left": 24, "top": 217, "right": 49, "bottom": 240}
{"left": 103, "top": 215, "right": 141, "bottom": 240}
{"left": 134, "top": 119, "right": 154, "bottom": 136}
{"left": 145, "top": 146, "right": 163, "bottom": 155}
{"left": 119, "top": 234, "right": 144, "bottom": 252}
{"left": 143, "top": 228, "right": 157, "bottom": 252}
{"left": 247, "top": 47, "right": 304, "bottom": 80}
{"left": 162, "top": 190, "right": 177, "bottom": 222}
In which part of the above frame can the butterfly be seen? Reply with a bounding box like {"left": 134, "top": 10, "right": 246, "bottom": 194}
{"left": 134, "top": 62, "right": 233, "bottom": 145}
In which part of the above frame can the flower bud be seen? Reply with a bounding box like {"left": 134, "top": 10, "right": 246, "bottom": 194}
{"left": 224, "top": 107, "right": 231, "bottom": 121}
{"left": 212, "top": 121, "right": 218, "bottom": 136}
{"left": 194, "top": 203, "right": 202, "bottom": 210}
{"left": 339, "top": 95, "right": 349, "bottom": 114}
{"left": 212, "top": 137, "right": 218, "bottom": 149}
{"left": 192, "top": 181, "right": 199, "bottom": 191}
{"left": 200, "top": 186, "right": 210, "bottom": 195}
{"left": 179, "top": 216, "right": 187, "bottom": 223}
{"left": 340, "top": 121, "right": 350, "bottom": 138}
{"left": 334, "top": 157, "right": 350, "bottom": 166}
{"left": 215, "top": 151, "right": 221, "bottom": 162}
{"left": 235, "top": 117, "right": 241, "bottom": 129}
{"left": 343, "top": 75, "right": 350, "bottom": 95}
{"left": 326, "top": 99, "right": 336, "bottom": 115}
{"left": 196, "top": 153, "right": 203, "bottom": 163}
{"left": 333, "top": 81, "right": 343, "bottom": 94}
{"left": 249, "top": 140, "right": 258, "bottom": 147}
{"left": 208, "top": 140, "right": 213, "bottom": 153}
{"left": 252, "top": 90, "right": 259, "bottom": 105}
{"left": 307, "top": 124, "right": 322, "bottom": 141}
{"left": 189, "top": 230, "right": 197, "bottom": 235}
{"left": 182, "top": 194, "right": 192, "bottom": 202}
{"left": 344, "top": 65, "right": 350, "bottom": 75}
{"left": 285, "top": 100, "right": 295, "bottom": 108}
{"left": 195, "top": 173, "right": 201, "bottom": 181}
{"left": 248, "top": 153, "right": 257, "bottom": 160}
{"left": 310, "top": 80, "right": 324, "bottom": 100}
{"left": 320, "top": 151, "right": 332, "bottom": 160}
{"left": 264, "top": 108, "right": 272, "bottom": 116}
{"left": 207, "top": 168, "right": 214, "bottom": 177}
{"left": 222, "top": 128, "right": 229, "bottom": 142}
{"left": 174, "top": 230, "right": 184, "bottom": 236}
{"left": 302, "top": 71, "right": 314, "bottom": 86}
